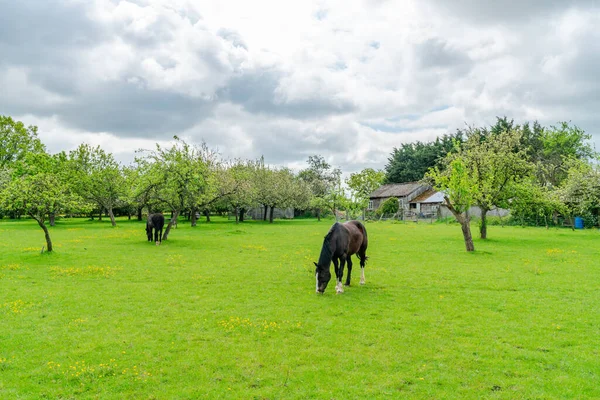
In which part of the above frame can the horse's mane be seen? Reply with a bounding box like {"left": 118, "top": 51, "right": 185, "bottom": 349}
{"left": 317, "top": 223, "right": 341, "bottom": 269}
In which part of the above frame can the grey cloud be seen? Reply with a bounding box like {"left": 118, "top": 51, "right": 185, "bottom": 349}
{"left": 217, "top": 28, "right": 248, "bottom": 50}
{"left": 415, "top": 39, "right": 472, "bottom": 72}
{"left": 220, "top": 69, "right": 356, "bottom": 118}
{"left": 0, "top": 1, "right": 106, "bottom": 66}
{"left": 0, "top": 0, "right": 235, "bottom": 137}
{"left": 430, "top": 0, "right": 599, "bottom": 24}
{"left": 57, "top": 82, "right": 215, "bottom": 138}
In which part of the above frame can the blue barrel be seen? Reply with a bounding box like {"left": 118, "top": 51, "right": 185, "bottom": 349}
{"left": 574, "top": 216, "right": 584, "bottom": 229}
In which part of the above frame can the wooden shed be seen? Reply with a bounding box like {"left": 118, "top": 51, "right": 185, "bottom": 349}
{"left": 368, "top": 182, "right": 431, "bottom": 212}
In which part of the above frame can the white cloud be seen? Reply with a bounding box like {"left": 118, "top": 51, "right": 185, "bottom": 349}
{"left": 2, "top": 0, "right": 599, "bottom": 173}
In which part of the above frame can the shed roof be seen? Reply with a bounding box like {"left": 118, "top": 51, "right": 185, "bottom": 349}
{"left": 369, "top": 182, "right": 423, "bottom": 199}
{"left": 411, "top": 190, "right": 445, "bottom": 204}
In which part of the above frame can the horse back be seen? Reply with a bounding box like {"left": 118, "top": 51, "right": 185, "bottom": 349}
{"left": 148, "top": 213, "right": 165, "bottom": 229}
{"left": 343, "top": 220, "right": 367, "bottom": 255}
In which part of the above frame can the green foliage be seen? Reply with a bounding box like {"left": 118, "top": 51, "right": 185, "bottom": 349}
{"left": 298, "top": 155, "right": 341, "bottom": 219}
{"left": 1, "top": 218, "right": 600, "bottom": 398}
{"left": 536, "top": 122, "right": 595, "bottom": 187}
{"left": 134, "top": 137, "right": 217, "bottom": 235}
{"left": 346, "top": 168, "right": 385, "bottom": 212}
{"left": 68, "top": 144, "right": 125, "bottom": 226}
{"left": 427, "top": 156, "right": 476, "bottom": 214}
{"left": 376, "top": 197, "right": 399, "bottom": 215}
{"left": 0, "top": 152, "right": 88, "bottom": 250}
{"left": 384, "top": 131, "right": 463, "bottom": 183}
{"left": 0, "top": 115, "right": 45, "bottom": 168}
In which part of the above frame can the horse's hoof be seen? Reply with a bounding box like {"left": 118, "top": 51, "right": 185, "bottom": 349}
{"left": 360, "top": 281, "right": 365, "bottom": 285}
{"left": 155, "top": 242, "right": 159, "bottom": 246}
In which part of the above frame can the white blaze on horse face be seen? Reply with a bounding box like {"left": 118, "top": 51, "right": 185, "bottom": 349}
{"left": 360, "top": 267, "right": 365, "bottom": 285}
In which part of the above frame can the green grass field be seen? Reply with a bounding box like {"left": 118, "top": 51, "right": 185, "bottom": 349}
{"left": 1, "top": 217, "right": 599, "bottom": 399}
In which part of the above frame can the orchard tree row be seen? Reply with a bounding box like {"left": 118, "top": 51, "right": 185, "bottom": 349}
{"left": 0, "top": 116, "right": 384, "bottom": 251}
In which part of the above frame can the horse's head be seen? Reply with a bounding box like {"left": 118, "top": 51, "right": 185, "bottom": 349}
{"left": 314, "top": 262, "right": 331, "bottom": 294}
{"left": 146, "top": 223, "right": 152, "bottom": 241}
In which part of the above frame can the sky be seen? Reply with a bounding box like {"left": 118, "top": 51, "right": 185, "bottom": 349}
{"left": 1, "top": 0, "right": 599, "bottom": 173}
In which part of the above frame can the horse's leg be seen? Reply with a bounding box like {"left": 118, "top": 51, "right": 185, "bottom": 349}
{"left": 332, "top": 258, "right": 340, "bottom": 293}
{"left": 345, "top": 256, "right": 353, "bottom": 286}
{"left": 336, "top": 254, "right": 346, "bottom": 294}
{"left": 359, "top": 249, "right": 367, "bottom": 285}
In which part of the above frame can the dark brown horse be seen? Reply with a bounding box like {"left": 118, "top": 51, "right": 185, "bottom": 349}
{"left": 314, "top": 220, "right": 368, "bottom": 294}
{"left": 146, "top": 213, "right": 165, "bottom": 245}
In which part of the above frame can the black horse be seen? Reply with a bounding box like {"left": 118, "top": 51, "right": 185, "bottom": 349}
{"left": 146, "top": 213, "right": 165, "bottom": 245}
{"left": 314, "top": 220, "right": 368, "bottom": 294}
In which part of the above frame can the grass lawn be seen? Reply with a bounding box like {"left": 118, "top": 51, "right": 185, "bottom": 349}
{"left": 1, "top": 216, "right": 599, "bottom": 399}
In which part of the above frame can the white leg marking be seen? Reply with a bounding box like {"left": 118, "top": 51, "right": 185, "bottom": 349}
{"left": 336, "top": 280, "right": 344, "bottom": 294}
{"left": 360, "top": 267, "right": 365, "bottom": 285}
{"left": 316, "top": 272, "right": 319, "bottom": 293}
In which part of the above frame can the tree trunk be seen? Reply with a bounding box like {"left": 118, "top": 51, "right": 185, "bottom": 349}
{"left": 269, "top": 206, "right": 275, "bottom": 223}
{"left": 49, "top": 213, "right": 56, "bottom": 227}
{"left": 98, "top": 209, "right": 102, "bottom": 221}
{"left": 191, "top": 207, "right": 198, "bottom": 227}
{"left": 239, "top": 208, "right": 245, "bottom": 222}
{"left": 162, "top": 210, "right": 179, "bottom": 240}
{"left": 33, "top": 215, "right": 53, "bottom": 252}
{"left": 362, "top": 208, "right": 366, "bottom": 221}
{"left": 108, "top": 207, "right": 116, "bottom": 227}
{"left": 263, "top": 205, "right": 268, "bottom": 221}
{"left": 205, "top": 209, "right": 211, "bottom": 222}
{"left": 479, "top": 208, "right": 488, "bottom": 239}
{"left": 459, "top": 216, "right": 475, "bottom": 251}
{"left": 444, "top": 196, "right": 475, "bottom": 252}
{"left": 569, "top": 214, "right": 575, "bottom": 231}
{"left": 235, "top": 207, "right": 239, "bottom": 224}
{"left": 137, "top": 207, "right": 143, "bottom": 221}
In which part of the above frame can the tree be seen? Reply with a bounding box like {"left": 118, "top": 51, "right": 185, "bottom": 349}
{"left": 508, "top": 178, "right": 563, "bottom": 228}
{"left": 460, "top": 127, "right": 532, "bottom": 239}
{"left": 298, "top": 155, "right": 340, "bottom": 221}
{"left": 69, "top": 144, "right": 125, "bottom": 227}
{"left": 384, "top": 132, "right": 462, "bottom": 183}
{"left": 426, "top": 156, "right": 477, "bottom": 251}
{"left": 534, "top": 122, "right": 595, "bottom": 188}
{"left": 256, "top": 167, "right": 310, "bottom": 223}
{"left": 222, "top": 160, "right": 258, "bottom": 223}
{"left": 346, "top": 168, "right": 385, "bottom": 219}
{"left": 0, "top": 115, "right": 45, "bottom": 168}
{"left": 0, "top": 152, "right": 86, "bottom": 251}
{"left": 136, "top": 137, "right": 215, "bottom": 240}
{"left": 557, "top": 160, "right": 600, "bottom": 227}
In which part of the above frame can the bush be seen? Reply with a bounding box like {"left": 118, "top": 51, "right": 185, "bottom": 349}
{"left": 376, "top": 198, "right": 399, "bottom": 216}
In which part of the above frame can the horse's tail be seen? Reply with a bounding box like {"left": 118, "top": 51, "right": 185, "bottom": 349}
{"left": 355, "top": 221, "right": 368, "bottom": 267}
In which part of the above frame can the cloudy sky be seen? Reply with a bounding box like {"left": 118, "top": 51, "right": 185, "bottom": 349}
{"left": 1, "top": 0, "right": 599, "bottom": 172}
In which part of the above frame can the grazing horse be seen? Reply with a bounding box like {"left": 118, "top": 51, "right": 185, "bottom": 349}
{"left": 146, "top": 213, "right": 165, "bottom": 245}
{"left": 314, "top": 220, "right": 368, "bottom": 294}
